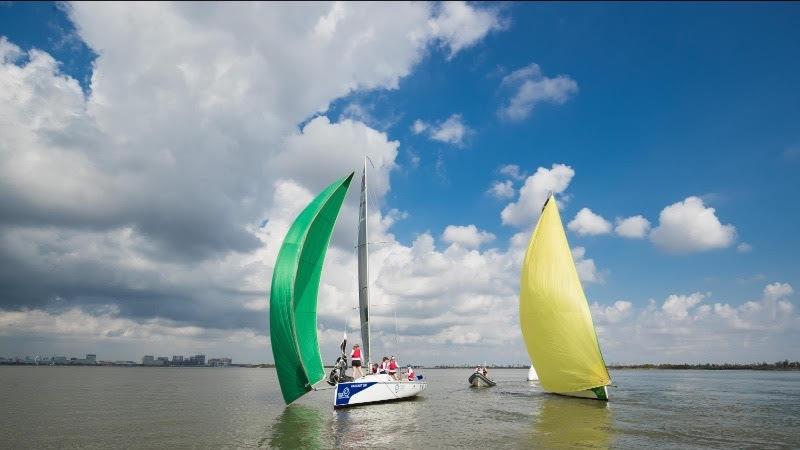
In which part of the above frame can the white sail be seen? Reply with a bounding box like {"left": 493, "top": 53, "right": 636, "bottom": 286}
{"left": 528, "top": 365, "right": 539, "bottom": 381}
{"left": 357, "top": 158, "right": 371, "bottom": 366}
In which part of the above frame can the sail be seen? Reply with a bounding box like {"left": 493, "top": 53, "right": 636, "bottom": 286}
{"left": 519, "top": 195, "right": 611, "bottom": 393}
{"left": 357, "top": 160, "right": 371, "bottom": 366}
{"left": 270, "top": 172, "right": 354, "bottom": 404}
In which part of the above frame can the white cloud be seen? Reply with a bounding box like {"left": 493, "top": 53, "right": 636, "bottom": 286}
{"left": 427, "top": 1, "right": 505, "bottom": 58}
{"left": 615, "top": 215, "right": 651, "bottom": 239}
{"left": 590, "top": 301, "right": 632, "bottom": 324}
{"left": 501, "top": 164, "right": 575, "bottom": 227}
{"left": 413, "top": 113, "right": 473, "bottom": 146}
{"left": 499, "top": 63, "right": 578, "bottom": 121}
{"left": 662, "top": 293, "right": 706, "bottom": 320}
{"left": 499, "top": 164, "right": 526, "bottom": 180}
{"left": 487, "top": 180, "right": 515, "bottom": 199}
{"left": 572, "top": 246, "right": 605, "bottom": 283}
{"left": 737, "top": 242, "right": 753, "bottom": 253}
{"left": 0, "top": 3, "right": 505, "bottom": 363}
{"left": 568, "top": 208, "right": 612, "bottom": 236}
{"left": 411, "top": 119, "right": 428, "bottom": 134}
{"left": 591, "top": 283, "right": 798, "bottom": 363}
{"left": 442, "top": 225, "right": 496, "bottom": 249}
{"left": 650, "top": 197, "right": 736, "bottom": 253}
{"left": 0, "top": 306, "right": 266, "bottom": 362}
{"left": 429, "top": 114, "right": 472, "bottom": 146}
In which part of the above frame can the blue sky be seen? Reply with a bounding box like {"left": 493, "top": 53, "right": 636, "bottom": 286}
{"left": 0, "top": 2, "right": 797, "bottom": 364}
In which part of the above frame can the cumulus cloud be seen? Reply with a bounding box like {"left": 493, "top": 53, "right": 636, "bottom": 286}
{"left": 591, "top": 283, "right": 798, "bottom": 363}
{"left": 427, "top": 1, "right": 506, "bottom": 58}
{"left": 499, "top": 63, "right": 578, "bottom": 121}
{"left": 499, "top": 164, "right": 526, "bottom": 180}
{"left": 411, "top": 119, "right": 428, "bottom": 134}
{"left": 442, "top": 225, "right": 496, "bottom": 249}
{"left": 572, "top": 246, "right": 605, "bottom": 283}
{"left": 568, "top": 208, "right": 613, "bottom": 236}
{"left": 0, "top": 2, "right": 504, "bottom": 362}
{"left": 615, "top": 215, "right": 651, "bottom": 239}
{"left": 487, "top": 180, "right": 515, "bottom": 199}
{"left": 414, "top": 114, "right": 472, "bottom": 146}
{"left": 650, "top": 197, "right": 736, "bottom": 253}
{"left": 501, "top": 163, "right": 574, "bottom": 227}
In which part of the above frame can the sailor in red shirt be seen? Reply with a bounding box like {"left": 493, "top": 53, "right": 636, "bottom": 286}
{"left": 388, "top": 356, "right": 399, "bottom": 380}
{"left": 406, "top": 366, "right": 415, "bottom": 381}
{"left": 379, "top": 356, "right": 389, "bottom": 374}
{"left": 350, "top": 344, "right": 363, "bottom": 378}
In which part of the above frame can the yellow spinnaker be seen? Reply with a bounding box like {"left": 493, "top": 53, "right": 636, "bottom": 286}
{"left": 520, "top": 195, "right": 611, "bottom": 393}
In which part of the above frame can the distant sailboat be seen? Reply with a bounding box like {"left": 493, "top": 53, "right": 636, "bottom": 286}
{"left": 269, "top": 162, "right": 425, "bottom": 408}
{"left": 519, "top": 194, "right": 611, "bottom": 401}
{"left": 527, "top": 365, "right": 539, "bottom": 381}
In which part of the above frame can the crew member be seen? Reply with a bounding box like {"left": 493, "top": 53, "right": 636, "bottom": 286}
{"left": 379, "top": 356, "right": 389, "bottom": 374}
{"left": 388, "top": 356, "right": 399, "bottom": 380}
{"left": 351, "top": 344, "right": 363, "bottom": 378}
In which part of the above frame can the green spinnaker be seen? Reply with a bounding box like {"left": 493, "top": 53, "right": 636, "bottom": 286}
{"left": 269, "top": 172, "right": 353, "bottom": 404}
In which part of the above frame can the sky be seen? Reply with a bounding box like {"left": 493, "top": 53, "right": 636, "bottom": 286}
{"left": 0, "top": 2, "right": 798, "bottom": 365}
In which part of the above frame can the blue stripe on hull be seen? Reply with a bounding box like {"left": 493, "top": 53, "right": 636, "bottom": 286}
{"left": 335, "top": 382, "right": 377, "bottom": 406}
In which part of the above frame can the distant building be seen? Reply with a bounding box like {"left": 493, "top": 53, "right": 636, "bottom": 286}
{"left": 172, "top": 355, "right": 184, "bottom": 364}
{"left": 157, "top": 357, "right": 169, "bottom": 366}
{"left": 53, "top": 356, "right": 67, "bottom": 364}
{"left": 86, "top": 354, "right": 97, "bottom": 363}
{"left": 142, "top": 355, "right": 155, "bottom": 365}
{"left": 188, "top": 354, "right": 206, "bottom": 366}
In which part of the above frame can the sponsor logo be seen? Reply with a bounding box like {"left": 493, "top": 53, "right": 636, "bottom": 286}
{"left": 337, "top": 387, "right": 350, "bottom": 400}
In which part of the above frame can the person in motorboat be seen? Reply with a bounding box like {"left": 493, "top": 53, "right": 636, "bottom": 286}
{"left": 482, "top": 366, "right": 489, "bottom": 377}
{"left": 350, "top": 344, "right": 363, "bottom": 378}
{"left": 388, "top": 356, "right": 399, "bottom": 380}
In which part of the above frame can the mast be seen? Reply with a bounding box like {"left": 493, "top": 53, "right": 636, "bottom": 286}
{"left": 357, "top": 157, "right": 371, "bottom": 367}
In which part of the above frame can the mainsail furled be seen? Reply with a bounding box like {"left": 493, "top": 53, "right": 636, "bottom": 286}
{"left": 269, "top": 172, "right": 353, "bottom": 404}
{"left": 357, "top": 159, "right": 371, "bottom": 367}
{"left": 519, "top": 195, "right": 611, "bottom": 394}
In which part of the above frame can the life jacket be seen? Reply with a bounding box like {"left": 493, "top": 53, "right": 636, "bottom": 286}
{"left": 407, "top": 369, "right": 415, "bottom": 381}
{"left": 351, "top": 348, "right": 361, "bottom": 361}
{"left": 388, "top": 360, "right": 398, "bottom": 371}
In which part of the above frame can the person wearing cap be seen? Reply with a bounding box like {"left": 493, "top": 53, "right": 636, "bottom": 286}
{"left": 406, "top": 366, "right": 415, "bottom": 381}
{"left": 388, "top": 356, "right": 399, "bottom": 380}
{"left": 350, "top": 344, "right": 363, "bottom": 378}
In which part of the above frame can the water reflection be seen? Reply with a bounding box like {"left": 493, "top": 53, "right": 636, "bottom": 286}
{"left": 332, "top": 397, "right": 426, "bottom": 448}
{"left": 261, "top": 404, "right": 329, "bottom": 449}
{"left": 522, "top": 396, "right": 613, "bottom": 449}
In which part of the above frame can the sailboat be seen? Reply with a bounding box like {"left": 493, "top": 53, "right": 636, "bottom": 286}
{"left": 519, "top": 194, "right": 611, "bottom": 401}
{"left": 269, "top": 161, "right": 426, "bottom": 409}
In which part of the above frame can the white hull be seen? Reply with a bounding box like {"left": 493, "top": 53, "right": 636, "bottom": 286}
{"left": 552, "top": 385, "right": 609, "bottom": 401}
{"left": 334, "top": 374, "right": 426, "bottom": 408}
{"left": 527, "top": 366, "right": 539, "bottom": 381}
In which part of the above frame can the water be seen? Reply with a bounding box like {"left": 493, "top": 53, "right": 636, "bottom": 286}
{"left": 1, "top": 367, "right": 798, "bottom": 449}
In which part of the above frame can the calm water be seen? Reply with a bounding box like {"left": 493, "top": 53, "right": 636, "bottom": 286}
{"left": 1, "top": 367, "right": 798, "bottom": 449}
